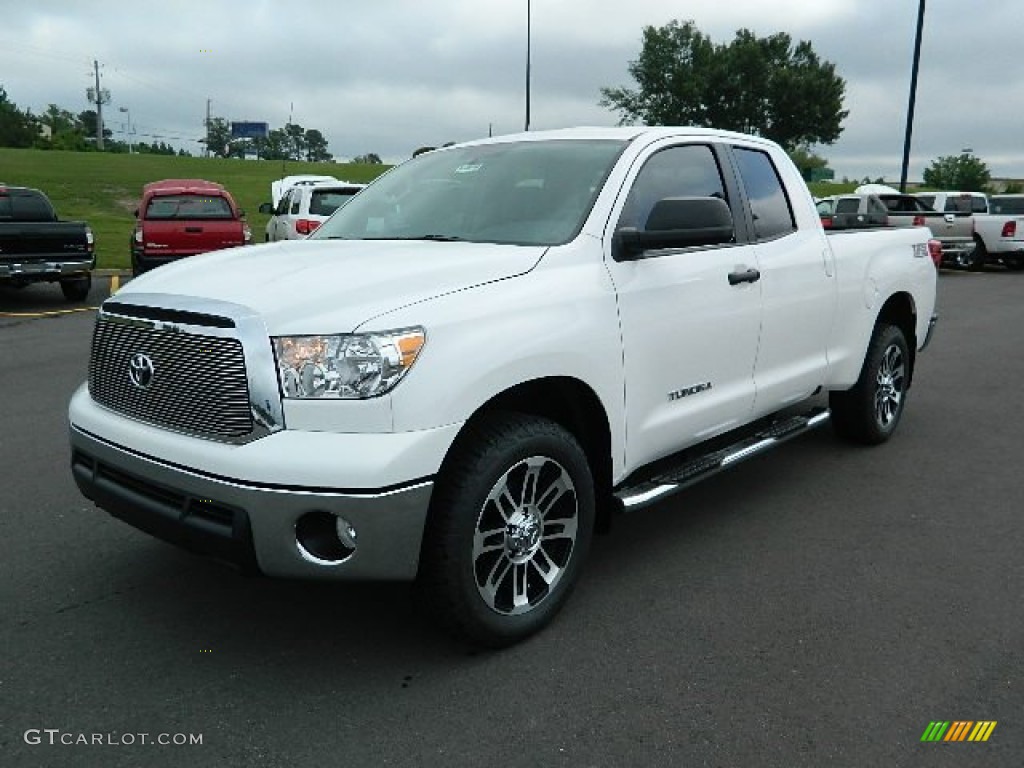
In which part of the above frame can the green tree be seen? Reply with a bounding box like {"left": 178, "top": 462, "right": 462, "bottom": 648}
{"left": 0, "top": 85, "right": 37, "bottom": 147}
{"left": 304, "top": 128, "right": 331, "bottom": 162}
{"left": 352, "top": 153, "right": 382, "bottom": 164}
{"left": 599, "top": 20, "right": 848, "bottom": 150}
{"left": 922, "top": 153, "right": 991, "bottom": 192}
{"left": 204, "top": 117, "right": 231, "bottom": 157}
{"left": 787, "top": 145, "right": 831, "bottom": 182}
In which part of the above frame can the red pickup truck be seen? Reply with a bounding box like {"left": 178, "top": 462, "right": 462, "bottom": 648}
{"left": 130, "top": 179, "right": 252, "bottom": 276}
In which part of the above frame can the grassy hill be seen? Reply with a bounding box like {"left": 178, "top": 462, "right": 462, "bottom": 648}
{"left": 0, "top": 148, "right": 391, "bottom": 269}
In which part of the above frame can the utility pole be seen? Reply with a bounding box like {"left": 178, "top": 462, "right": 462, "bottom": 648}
{"left": 524, "top": 0, "right": 531, "bottom": 132}
{"left": 86, "top": 59, "right": 111, "bottom": 150}
{"left": 899, "top": 0, "right": 926, "bottom": 192}
{"left": 205, "top": 98, "right": 211, "bottom": 158}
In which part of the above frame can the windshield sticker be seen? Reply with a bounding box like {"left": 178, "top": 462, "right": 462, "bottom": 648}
{"left": 454, "top": 164, "right": 483, "bottom": 174}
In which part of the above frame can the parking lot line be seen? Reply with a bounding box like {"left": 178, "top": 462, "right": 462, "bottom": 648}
{"left": 0, "top": 307, "right": 98, "bottom": 318}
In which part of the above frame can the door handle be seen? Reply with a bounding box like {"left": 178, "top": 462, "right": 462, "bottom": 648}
{"left": 728, "top": 268, "right": 761, "bottom": 285}
{"left": 184, "top": 226, "right": 204, "bottom": 233}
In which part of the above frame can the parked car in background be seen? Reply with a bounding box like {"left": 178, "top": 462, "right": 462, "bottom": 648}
{"left": 270, "top": 175, "right": 340, "bottom": 208}
{"left": 131, "top": 179, "right": 252, "bottom": 276}
{"left": 974, "top": 194, "right": 1024, "bottom": 270}
{"left": 864, "top": 189, "right": 979, "bottom": 269}
{"left": 913, "top": 191, "right": 989, "bottom": 215}
{"left": 0, "top": 184, "right": 94, "bottom": 301}
{"left": 259, "top": 180, "right": 366, "bottom": 241}
{"left": 816, "top": 194, "right": 890, "bottom": 230}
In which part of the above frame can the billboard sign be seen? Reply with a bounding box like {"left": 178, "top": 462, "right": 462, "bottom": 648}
{"left": 230, "top": 121, "right": 270, "bottom": 140}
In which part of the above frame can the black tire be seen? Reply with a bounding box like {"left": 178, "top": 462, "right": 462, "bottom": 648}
{"left": 829, "top": 323, "right": 910, "bottom": 445}
{"left": 970, "top": 238, "right": 988, "bottom": 271}
{"left": 970, "top": 239, "right": 987, "bottom": 272}
{"left": 418, "top": 412, "right": 595, "bottom": 648}
{"left": 60, "top": 274, "right": 92, "bottom": 302}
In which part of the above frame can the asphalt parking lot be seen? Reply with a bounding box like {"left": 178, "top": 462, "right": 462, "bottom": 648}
{"left": 1, "top": 269, "right": 1022, "bottom": 767}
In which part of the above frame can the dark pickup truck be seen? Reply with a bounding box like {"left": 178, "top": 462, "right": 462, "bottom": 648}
{"left": 0, "top": 185, "right": 95, "bottom": 301}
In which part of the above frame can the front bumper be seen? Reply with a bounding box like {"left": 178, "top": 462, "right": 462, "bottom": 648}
{"left": 71, "top": 424, "right": 435, "bottom": 580}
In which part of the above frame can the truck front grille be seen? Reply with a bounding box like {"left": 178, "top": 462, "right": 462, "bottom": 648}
{"left": 88, "top": 313, "right": 254, "bottom": 440}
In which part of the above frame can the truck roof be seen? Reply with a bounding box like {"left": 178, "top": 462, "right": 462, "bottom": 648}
{"left": 143, "top": 179, "right": 228, "bottom": 196}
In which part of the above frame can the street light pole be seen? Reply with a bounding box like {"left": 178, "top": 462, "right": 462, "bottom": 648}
{"left": 899, "top": 0, "right": 926, "bottom": 192}
{"left": 119, "top": 106, "right": 132, "bottom": 154}
{"left": 525, "top": 0, "right": 531, "bottom": 132}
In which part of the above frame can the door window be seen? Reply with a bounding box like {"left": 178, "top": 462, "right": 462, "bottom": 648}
{"left": 732, "top": 148, "right": 796, "bottom": 240}
{"left": 617, "top": 145, "right": 728, "bottom": 233}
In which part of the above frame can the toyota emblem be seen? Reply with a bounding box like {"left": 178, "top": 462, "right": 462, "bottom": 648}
{"left": 128, "top": 352, "right": 155, "bottom": 390}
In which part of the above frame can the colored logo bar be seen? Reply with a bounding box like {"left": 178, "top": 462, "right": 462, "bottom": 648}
{"left": 921, "top": 721, "right": 997, "bottom": 742}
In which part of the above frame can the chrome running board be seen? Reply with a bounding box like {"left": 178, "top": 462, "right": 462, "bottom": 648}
{"left": 614, "top": 407, "right": 830, "bottom": 512}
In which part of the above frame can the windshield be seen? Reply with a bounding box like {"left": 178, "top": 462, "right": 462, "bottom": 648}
{"left": 309, "top": 139, "right": 626, "bottom": 246}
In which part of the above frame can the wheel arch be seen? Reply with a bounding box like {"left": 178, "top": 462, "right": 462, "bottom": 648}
{"left": 437, "top": 376, "right": 615, "bottom": 534}
{"left": 877, "top": 291, "right": 918, "bottom": 386}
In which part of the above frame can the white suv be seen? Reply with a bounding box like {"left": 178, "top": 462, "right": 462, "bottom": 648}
{"left": 261, "top": 181, "right": 365, "bottom": 241}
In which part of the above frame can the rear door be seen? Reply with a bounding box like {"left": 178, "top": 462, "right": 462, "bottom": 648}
{"left": 728, "top": 144, "right": 835, "bottom": 415}
{"left": 604, "top": 140, "right": 762, "bottom": 469}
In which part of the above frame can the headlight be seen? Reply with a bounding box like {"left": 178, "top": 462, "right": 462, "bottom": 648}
{"left": 272, "top": 327, "right": 425, "bottom": 399}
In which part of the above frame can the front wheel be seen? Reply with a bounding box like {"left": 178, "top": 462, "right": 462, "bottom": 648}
{"left": 829, "top": 323, "right": 910, "bottom": 445}
{"left": 418, "top": 413, "right": 595, "bottom": 648}
{"left": 60, "top": 274, "right": 92, "bottom": 302}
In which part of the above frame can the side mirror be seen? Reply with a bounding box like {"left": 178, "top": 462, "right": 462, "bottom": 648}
{"left": 258, "top": 202, "right": 273, "bottom": 214}
{"left": 614, "top": 196, "right": 735, "bottom": 260}
{"left": 133, "top": 208, "right": 139, "bottom": 218}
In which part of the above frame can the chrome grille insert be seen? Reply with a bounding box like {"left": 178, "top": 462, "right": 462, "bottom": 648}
{"left": 89, "top": 313, "right": 254, "bottom": 440}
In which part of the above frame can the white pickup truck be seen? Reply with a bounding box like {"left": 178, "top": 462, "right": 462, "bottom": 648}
{"left": 69, "top": 127, "right": 938, "bottom": 647}
{"left": 974, "top": 194, "right": 1024, "bottom": 270}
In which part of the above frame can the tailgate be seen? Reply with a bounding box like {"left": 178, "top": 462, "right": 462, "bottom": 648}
{"left": 142, "top": 220, "right": 245, "bottom": 256}
{"left": 0, "top": 222, "right": 91, "bottom": 261}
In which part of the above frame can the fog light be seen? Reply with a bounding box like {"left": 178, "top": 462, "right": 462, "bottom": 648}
{"left": 295, "top": 511, "right": 357, "bottom": 565}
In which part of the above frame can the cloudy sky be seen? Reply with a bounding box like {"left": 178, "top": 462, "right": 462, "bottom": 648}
{"left": 2, "top": 1, "right": 1021, "bottom": 180}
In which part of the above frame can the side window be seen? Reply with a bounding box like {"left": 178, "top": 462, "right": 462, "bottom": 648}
{"left": 617, "top": 144, "right": 727, "bottom": 232}
{"left": 732, "top": 147, "right": 796, "bottom": 240}
{"left": 290, "top": 190, "right": 302, "bottom": 215}
{"left": 835, "top": 198, "right": 859, "bottom": 214}
{"left": 275, "top": 191, "right": 291, "bottom": 216}
{"left": 868, "top": 198, "right": 889, "bottom": 216}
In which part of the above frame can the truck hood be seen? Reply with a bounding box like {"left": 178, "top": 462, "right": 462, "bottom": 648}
{"left": 117, "top": 239, "right": 545, "bottom": 334}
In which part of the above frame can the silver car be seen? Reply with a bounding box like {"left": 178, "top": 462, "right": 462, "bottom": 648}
{"left": 260, "top": 181, "right": 365, "bottom": 241}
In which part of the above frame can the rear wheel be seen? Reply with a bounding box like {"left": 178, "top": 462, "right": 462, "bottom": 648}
{"left": 830, "top": 323, "right": 910, "bottom": 445}
{"left": 60, "top": 274, "right": 91, "bottom": 302}
{"left": 970, "top": 238, "right": 988, "bottom": 271}
{"left": 418, "top": 412, "right": 595, "bottom": 647}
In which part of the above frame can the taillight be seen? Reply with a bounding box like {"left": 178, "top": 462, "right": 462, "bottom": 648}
{"left": 927, "top": 238, "right": 942, "bottom": 268}
{"left": 913, "top": 215, "right": 925, "bottom": 227}
{"left": 133, "top": 228, "right": 142, "bottom": 244}
{"left": 821, "top": 216, "right": 833, "bottom": 229}
{"left": 295, "top": 219, "right": 321, "bottom": 235}
{"left": 1002, "top": 221, "right": 1016, "bottom": 238}
{"left": 85, "top": 226, "right": 95, "bottom": 251}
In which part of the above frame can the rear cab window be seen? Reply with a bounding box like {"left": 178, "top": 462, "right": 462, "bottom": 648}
{"left": 145, "top": 194, "right": 234, "bottom": 220}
